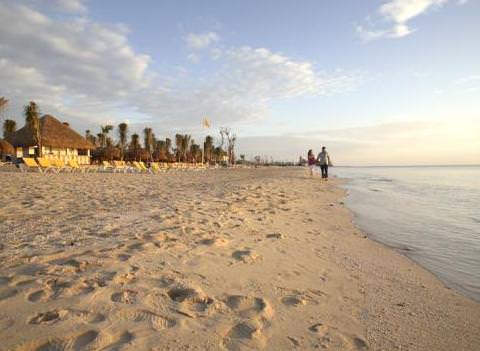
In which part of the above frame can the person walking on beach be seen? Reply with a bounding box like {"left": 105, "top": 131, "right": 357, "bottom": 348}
{"left": 317, "top": 146, "right": 332, "bottom": 179}
{"left": 307, "top": 149, "right": 316, "bottom": 176}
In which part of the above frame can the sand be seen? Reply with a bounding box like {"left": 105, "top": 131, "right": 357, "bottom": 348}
{"left": 0, "top": 167, "right": 479, "bottom": 350}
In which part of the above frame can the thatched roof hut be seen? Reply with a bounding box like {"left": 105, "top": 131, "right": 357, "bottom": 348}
{"left": 0, "top": 139, "right": 14, "bottom": 161}
{"left": 0, "top": 139, "right": 14, "bottom": 154}
{"left": 10, "top": 115, "right": 94, "bottom": 150}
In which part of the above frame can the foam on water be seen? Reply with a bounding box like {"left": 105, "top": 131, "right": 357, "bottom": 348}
{"left": 331, "top": 165, "right": 480, "bottom": 302}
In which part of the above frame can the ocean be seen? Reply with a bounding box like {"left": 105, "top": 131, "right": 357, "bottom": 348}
{"left": 331, "top": 165, "right": 480, "bottom": 302}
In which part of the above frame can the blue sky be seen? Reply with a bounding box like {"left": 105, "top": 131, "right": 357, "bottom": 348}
{"left": 0, "top": 0, "right": 479, "bottom": 164}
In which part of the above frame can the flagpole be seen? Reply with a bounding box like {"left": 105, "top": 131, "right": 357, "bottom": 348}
{"left": 202, "top": 117, "right": 211, "bottom": 165}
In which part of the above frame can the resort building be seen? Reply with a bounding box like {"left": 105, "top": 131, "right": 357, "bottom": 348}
{"left": 0, "top": 139, "right": 14, "bottom": 161}
{"left": 9, "top": 115, "right": 95, "bottom": 164}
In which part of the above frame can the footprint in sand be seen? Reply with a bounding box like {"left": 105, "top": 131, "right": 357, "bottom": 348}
{"left": 282, "top": 294, "right": 307, "bottom": 307}
{"left": 225, "top": 295, "right": 273, "bottom": 319}
{"left": 198, "top": 237, "right": 229, "bottom": 247}
{"left": 114, "top": 309, "right": 176, "bottom": 331}
{"left": 27, "top": 289, "right": 46, "bottom": 303}
{"left": 48, "top": 257, "right": 90, "bottom": 273}
{"left": 21, "top": 329, "right": 134, "bottom": 351}
{"left": 117, "top": 253, "right": 131, "bottom": 262}
{"left": 0, "top": 276, "right": 12, "bottom": 286}
{"left": 167, "top": 286, "right": 214, "bottom": 316}
{"left": 223, "top": 319, "right": 266, "bottom": 351}
{"left": 266, "top": 233, "right": 284, "bottom": 239}
{"left": 221, "top": 295, "right": 274, "bottom": 350}
{"left": 28, "top": 308, "right": 104, "bottom": 325}
{"left": 111, "top": 290, "right": 138, "bottom": 304}
{"left": 231, "top": 249, "right": 261, "bottom": 264}
{"left": 0, "top": 287, "right": 18, "bottom": 301}
{"left": 29, "top": 310, "right": 63, "bottom": 324}
{"left": 15, "top": 279, "right": 37, "bottom": 288}
{"left": 309, "top": 323, "right": 369, "bottom": 350}
{"left": 24, "top": 330, "right": 98, "bottom": 351}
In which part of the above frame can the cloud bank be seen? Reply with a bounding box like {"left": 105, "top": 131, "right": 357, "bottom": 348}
{"left": 238, "top": 119, "right": 480, "bottom": 165}
{"left": 0, "top": 1, "right": 359, "bottom": 135}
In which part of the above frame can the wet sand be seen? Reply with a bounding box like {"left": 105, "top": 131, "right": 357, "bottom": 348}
{"left": 0, "top": 168, "right": 478, "bottom": 350}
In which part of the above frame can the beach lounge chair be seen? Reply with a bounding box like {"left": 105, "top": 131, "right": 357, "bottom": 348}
{"left": 150, "top": 162, "right": 164, "bottom": 173}
{"left": 132, "top": 161, "right": 144, "bottom": 173}
{"left": 21, "top": 157, "right": 42, "bottom": 173}
{"left": 67, "top": 159, "right": 83, "bottom": 173}
{"left": 131, "top": 161, "right": 150, "bottom": 173}
{"left": 51, "top": 158, "right": 70, "bottom": 172}
{"left": 113, "top": 160, "right": 128, "bottom": 173}
{"left": 102, "top": 161, "right": 114, "bottom": 172}
{"left": 36, "top": 158, "right": 56, "bottom": 173}
{"left": 139, "top": 161, "right": 152, "bottom": 173}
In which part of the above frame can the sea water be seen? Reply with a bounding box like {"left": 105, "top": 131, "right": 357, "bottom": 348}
{"left": 331, "top": 166, "right": 480, "bottom": 302}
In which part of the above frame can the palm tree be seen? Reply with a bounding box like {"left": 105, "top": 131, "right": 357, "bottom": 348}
{"left": 130, "top": 133, "right": 140, "bottom": 149}
{"left": 0, "top": 97, "right": 8, "bottom": 125}
{"left": 213, "top": 146, "right": 224, "bottom": 164}
{"left": 3, "top": 119, "right": 16, "bottom": 140}
{"left": 143, "top": 127, "right": 153, "bottom": 161}
{"left": 175, "top": 134, "right": 183, "bottom": 162}
{"left": 100, "top": 125, "right": 113, "bottom": 147}
{"left": 165, "top": 137, "right": 172, "bottom": 160}
{"left": 181, "top": 134, "right": 191, "bottom": 162}
{"left": 154, "top": 140, "right": 167, "bottom": 161}
{"left": 118, "top": 123, "right": 128, "bottom": 160}
{"left": 96, "top": 133, "right": 105, "bottom": 147}
{"left": 85, "top": 129, "right": 96, "bottom": 145}
{"left": 24, "top": 101, "right": 42, "bottom": 157}
{"left": 204, "top": 135, "right": 214, "bottom": 163}
{"left": 190, "top": 143, "right": 201, "bottom": 163}
{"left": 129, "top": 133, "right": 140, "bottom": 160}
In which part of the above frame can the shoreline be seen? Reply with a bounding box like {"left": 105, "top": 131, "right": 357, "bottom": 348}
{"left": 0, "top": 168, "right": 479, "bottom": 350}
{"left": 333, "top": 172, "right": 480, "bottom": 304}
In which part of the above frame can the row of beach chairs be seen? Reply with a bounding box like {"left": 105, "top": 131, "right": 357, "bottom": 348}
{"left": 20, "top": 157, "right": 208, "bottom": 174}
{"left": 22, "top": 157, "right": 85, "bottom": 173}
{"left": 102, "top": 161, "right": 207, "bottom": 173}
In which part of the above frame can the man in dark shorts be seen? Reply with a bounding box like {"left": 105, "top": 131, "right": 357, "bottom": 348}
{"left": 317, "top": 146, "right": 332, "bottom": 179}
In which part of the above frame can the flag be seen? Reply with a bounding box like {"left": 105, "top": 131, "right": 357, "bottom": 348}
{"left": 202, "top": 118, "right": 211, "bottom": 129}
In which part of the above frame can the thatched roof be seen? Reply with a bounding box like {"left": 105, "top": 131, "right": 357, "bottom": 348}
{"left": 10, "top": 115, "right": 94, "bottom": 149}
{"left": 0, "top": 139, "right": 14, "bottom": 154}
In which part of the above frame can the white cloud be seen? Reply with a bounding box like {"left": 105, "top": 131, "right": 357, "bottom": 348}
{"left": 455, "top": 74, "right": 480, "bottom": 84}
{"left": 54, "top": 0, "right": 88, "bottom": 14}
{"left": 358, "top": 0, "right": 458, "bottom": 41}
{"left": 185, "top": 31, "right": 219, "bottom": 50}
{"left": 0, "top": 2, "right": 359, "bottom": 137}
{"left": 379, "top": 0, "right": 447, "bottom": 23}
{"left": 187, "top": 53, "right": 200, "bottom": 63}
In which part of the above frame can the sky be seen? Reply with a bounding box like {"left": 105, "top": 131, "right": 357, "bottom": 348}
{"left": 0, "top": 0, "right": 479, "bottom": 165}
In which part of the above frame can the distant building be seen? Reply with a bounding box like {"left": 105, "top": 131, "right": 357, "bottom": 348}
{"left": 9, "top": 115, "right": 95, "bottom": 164}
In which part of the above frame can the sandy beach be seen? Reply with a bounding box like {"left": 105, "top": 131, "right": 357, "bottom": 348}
{"left": 0, "top": 167, "right": 479, "bottom": 350}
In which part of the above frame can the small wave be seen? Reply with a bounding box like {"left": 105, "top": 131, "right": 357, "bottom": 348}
{"left": 470, "top": 217, "right": 480, "bottom": 224}
{"left": 370, "top": 177, "right": 394, "bottom": 182}
{"left": 368, "top": 188, "right": 381, "bottom": 192}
